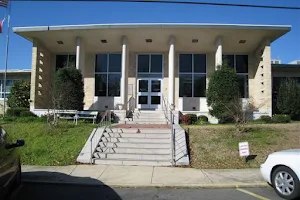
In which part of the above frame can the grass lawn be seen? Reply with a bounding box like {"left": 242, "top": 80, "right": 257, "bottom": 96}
{"left": 1, "top": 121, "right": 97, "bottom": 166}
{"left": 186, "top": 123, "right": 300, "bottom": 169}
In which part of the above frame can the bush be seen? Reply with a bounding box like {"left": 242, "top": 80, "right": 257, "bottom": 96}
{"left": 272, "top": 114, "right": 291, "bottom": 124}
{"left": 3, "top": 116, "right": 46, "bottom": 123}
{"left": 276, "top": 78, "right": 300, "bottom": 120}
{"left": 53, "top": 67, "right": 84, "bottom": 110}
{"left": 196, "top": 115, "right": 209, "bottom": 125}
{"left": 7, "top": 80, "right": 30, "bottom": 108}
{"left": 259, "top": 115, "right": 272, "bottom": 123}
{"left": 206, "top": 64, "right": 240, "bottom": 122}
{"left": 180, "top": 114, "right": 192, "bottom": 125}
{"left": 198, "top": 115, "right": 208, "bottom": 122}
{"left": 20, "top": 111, "right": 37, "bottom": 117}
{"left": 186, "top": 114, "right": 197, "bottom": 124}
{"left": 6, "top": 107, "right": 28, "bottom": 117}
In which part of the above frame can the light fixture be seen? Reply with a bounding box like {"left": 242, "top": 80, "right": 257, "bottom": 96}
{"left": 101, "top": 40, "right": 107, "bottom": 43}
{"left": 57, "top": 41, "right": 64, "bottom": 44}
{"left": 192, "top": 39, "right": 198, "bottom": 43}
{"left": 146, "top": 39, "right": 152, "bottom": 43}
{"left": 239, "top": 40, "right": 246, "bottom": 44}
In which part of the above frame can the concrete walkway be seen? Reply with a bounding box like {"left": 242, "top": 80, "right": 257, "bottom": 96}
{"left": 21, "top": 165, "right": 268, "bottom": 188}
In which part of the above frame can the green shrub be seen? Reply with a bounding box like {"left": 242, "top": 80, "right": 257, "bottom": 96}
{"left": 196, "top": 115, "right": 209, "bottom": 125}
{"left": 3, "top": 117, "right": 17, "bottom": 122}
{"left": 276, "top": 78, "right": 300, "bottom": 120}
{"left": 20, "top": 111, "right": 37, "bottom": 117}
{"left": 198, "top": 115, "right": 208, "bottom": 122}
{"left": 7, "top": 80, "right": 30, "bottom": 108}
{"left": 206, "top": 64, "right": 240, "bottom": 122}
{"left": 6, "top": 107, "right": 28, "bottom": 117}
{"left": 180, "top": 115, "right": 192, "bottom": 125}
{"left": 186, "top": 114, "right": 197, "bottom": 124}
{"left": 272, "top": 114, "right": 291, "bottom": 124}
{"left": 54, "top": 67, "right": 84, "bottom": 110}
{"left": 259, "top": 115, "right": 272, "bottom": 123}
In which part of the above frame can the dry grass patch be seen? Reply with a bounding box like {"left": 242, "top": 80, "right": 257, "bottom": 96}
{"left": 186, "top": 123, "right": 300, "bottom": 169}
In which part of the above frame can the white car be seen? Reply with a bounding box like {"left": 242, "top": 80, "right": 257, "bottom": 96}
{"left": 260, "top": 149, "right": 300, "bottom": 200}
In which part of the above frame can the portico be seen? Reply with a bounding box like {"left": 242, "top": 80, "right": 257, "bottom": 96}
{"left": 13, "top": 23, "right": 291, "bottom": 123}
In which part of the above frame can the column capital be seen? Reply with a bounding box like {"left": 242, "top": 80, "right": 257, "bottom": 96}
{"left": 122, "top": 35, "right": 128, "bottom": 45}
{"left": 215, "top": 36, "right": 223, "bottom": 46}
{"left": 169, "top": 35, "right": 175, "bottom": 45}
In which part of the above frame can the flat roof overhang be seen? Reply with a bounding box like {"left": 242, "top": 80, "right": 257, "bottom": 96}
{"left": 13, "top": 23, "right": 291, "bottom": 53}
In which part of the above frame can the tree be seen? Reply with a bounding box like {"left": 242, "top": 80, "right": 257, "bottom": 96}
{"left": 53, "top": 66, "right": 84, "bottom": 111}
{"left": 206, "top": 64, "right": 240, "bottom": 123}
{"left": 7, "top": 80, "right": 30, "bottom": 108}
{"left": 276, "top": 78, "right": 300, "bottom": 119}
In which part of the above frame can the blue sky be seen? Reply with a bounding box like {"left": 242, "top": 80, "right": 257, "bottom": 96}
{"left": 0, "top": 0, "right": 299, "bottom": 69}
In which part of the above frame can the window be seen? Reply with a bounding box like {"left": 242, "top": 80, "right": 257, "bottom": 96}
{"left": 56, "top": 54, "right": 76, "bottom": 70}
{"left": 222, "top": 55, "right": 249, "bottom": 98}
{"left": 137, "top": 54, "right": 163, "bottom": 78}
{"left": 95, "top": 54, "right": 121, "bottom": 96}
{"left": 179, "top": 54, "right": 206, "bottom": 97}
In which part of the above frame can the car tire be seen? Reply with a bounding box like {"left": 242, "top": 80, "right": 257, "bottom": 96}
{"left": 271, "top": 166, "right": 300, "bottom": 200}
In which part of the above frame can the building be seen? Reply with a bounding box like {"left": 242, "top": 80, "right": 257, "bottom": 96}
{"left": 271, "top": 59, "right": 281, "bottom": 64}
{"left": 0, "top": 69, "right": 31, "bottom": 113}
{"left": 288, "top": 60, "right": 300, "bottom": 65}
{"left": 13, "top": 23, "right": 291, "bottom": 123}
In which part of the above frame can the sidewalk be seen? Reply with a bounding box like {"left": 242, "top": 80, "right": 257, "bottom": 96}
{"left": 21, "top": 165, "right": 269, "bottom": 188}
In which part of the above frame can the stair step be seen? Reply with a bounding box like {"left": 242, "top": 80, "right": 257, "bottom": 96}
{"left": 97, "top": 147, "right": 170, "bottom": 154}
{"left": 102, "top": 132, "right": 170, "bottom": 139}
{"left": 94, "top": 152, "right": 171, "bottom": 160}
{"left": 94, "top": 158, "right": 172, "bottom": 166}
{"left": 128, "top": 117, "right": 166, "bottom": 121}
{"left": 124, "top": 121, "right": 168, "bottom": 124}
{"left": 99, "top": 142, "right": 170, "bottom": 148}
{"left": 101, "top": 137, "right": 170, "bottom": 143}
{"left": 111, "top": 129, "right": 170, "bottom": 134}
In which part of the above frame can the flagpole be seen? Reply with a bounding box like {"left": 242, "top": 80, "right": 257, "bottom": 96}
{"left": 3, "top": 0, "right": 10, "bottom": 118}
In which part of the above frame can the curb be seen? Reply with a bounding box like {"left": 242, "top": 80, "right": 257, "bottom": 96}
{"left": 22, "top": 179, "right": 270, "bottom": 189}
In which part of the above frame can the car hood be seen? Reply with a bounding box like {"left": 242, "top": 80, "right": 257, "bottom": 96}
{"left": 270, "top": 149, "right": 300, "bottom": 156}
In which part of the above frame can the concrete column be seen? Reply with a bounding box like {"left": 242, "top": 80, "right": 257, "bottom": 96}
{"left": 121, "top": 36, "right": 128, "bottom": 107}
{"left": 76, "top": 37, "right": 85, "bottom": 74}
{"left": 215, "top": 36, "right": 223, "bottom": 69}
{"left": 168, "top": 35, "right": 175, "bottom": 106}
{"left": 76, "top": 37, "right": 81, "bottom": 70}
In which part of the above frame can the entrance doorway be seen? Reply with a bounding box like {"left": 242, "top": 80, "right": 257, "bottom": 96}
{"left": 137, "top": 78, "right": 162, "bottom": 109}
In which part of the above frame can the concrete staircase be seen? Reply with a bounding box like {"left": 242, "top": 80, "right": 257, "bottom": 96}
{"left": 121, "top": 110, "right": 168, "bottom": 124}
{"left": 93, "top": 127, "right": 172, "bottom": 166}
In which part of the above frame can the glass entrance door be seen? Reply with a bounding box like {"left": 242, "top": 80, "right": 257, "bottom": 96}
{"left": 137, "top": 78, "right": 162, "bottom": 109}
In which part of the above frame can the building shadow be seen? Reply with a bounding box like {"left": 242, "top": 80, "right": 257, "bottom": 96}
{"left": 10, "top": 171, "right": 122, "bottom": 200}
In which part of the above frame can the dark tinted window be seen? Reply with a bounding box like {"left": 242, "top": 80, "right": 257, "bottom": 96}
{"left": 236, "top": 55, "right": 248, "bottom": 73}
{"left": 108, "top": 54, "right": 121, "bottom": 72}
{"left": 138, "top": 55, "right": 149, "bottom": 72}
{"left": 194, "top": 54, "right": 206, "bottom": 73}
{"left": 179, "top": 54, "right": 192, "bottom": 73}
{"left": 95, "top": 54, "right": 108, "bottom": 72}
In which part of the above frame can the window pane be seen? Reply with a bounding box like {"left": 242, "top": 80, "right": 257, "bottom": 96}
{"left": 95, "top": 54, "right": 108, "bottom": 72}
{"left": 222, "top": 55, "right": 234, "bottom": 68}
{"left": 68, "top": 55, "right": 76, "bottom": 68}
{"left": 236, "top": 55, "right": 248, "bottom": 73}
{"left": 56, "top": 55, "right": 68, "bottom": 70}
{"left": 179, "top": 54, "right": 192, "bottom": 73}
{"left": 237, "top": 75, "right": 249, "bottom": 98}
{"left": 138, "top": 55, "right": 149, "bottom": 72}
{"left": 95, "top": 74, "right": 107, "bottom": 96}
{"left": 179, "top": 74, "right": 192, "bottom": 97}
{"left": 138, "top": 80, "right": 148, "bottom": 92}
{"left": 150, "top": 55, "right": 163, "bottom": 73}
{"left": 194, "top": 74, "right": 206, "bottom": 97}
{"left": 109, "top": 54, "right": 121, "bottom": 72}
{"left": 194, "top": 54, "right": 206, "bottom": 73}
{"left": 108, "top": 74, "right": 121, "bottom": 96}
{"left": 151, "top": 96, "right": 161, "bottom": 104}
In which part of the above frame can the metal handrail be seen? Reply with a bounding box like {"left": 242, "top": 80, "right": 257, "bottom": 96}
{"left": 125, "top": 96, "right": 135, "bottom": 119}
{"left": 161, "top": 95, "right": 175, "bottom": 165}
{"left": 90, "top": 110, "right": 111, "bottom": 164}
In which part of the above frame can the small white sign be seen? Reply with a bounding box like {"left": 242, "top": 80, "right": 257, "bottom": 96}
{"left": 239, "top": 142, "right": 250, "bottom": 157}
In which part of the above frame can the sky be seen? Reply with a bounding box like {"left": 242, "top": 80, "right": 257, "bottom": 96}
{"left": 0, "top": 0, "right": 299, "bottom": 70}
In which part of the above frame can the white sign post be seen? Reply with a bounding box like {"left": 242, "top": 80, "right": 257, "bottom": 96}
{"left": 239, "top": 142, "right": 250, "bottom": 163}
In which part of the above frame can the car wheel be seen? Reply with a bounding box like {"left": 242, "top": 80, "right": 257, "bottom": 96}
{"left": 271, "top": 166, "right": 300, "bottom": 200}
